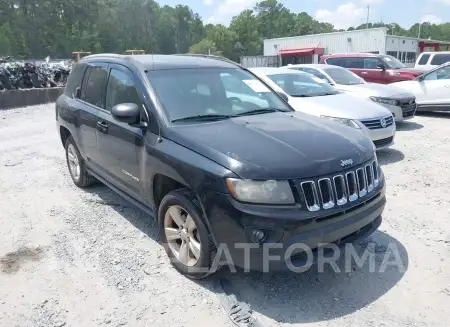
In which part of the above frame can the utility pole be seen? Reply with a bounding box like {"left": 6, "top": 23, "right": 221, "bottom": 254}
{"left": 418, "top": 22, "right": 422, "bottom": 39}
{"left": 366, "top": 5, "right": 370, "bottom": 29}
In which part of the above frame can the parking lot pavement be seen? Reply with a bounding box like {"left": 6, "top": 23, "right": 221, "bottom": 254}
{"left": 1, "top": 105, "right": 449, "bottom": 327}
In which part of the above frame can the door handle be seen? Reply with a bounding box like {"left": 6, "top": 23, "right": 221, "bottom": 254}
{"left": 97, "top": 121, "right": 108, "bottom": 134}
{"left": 360, "top": 72, "right": 368, "bottom": 75}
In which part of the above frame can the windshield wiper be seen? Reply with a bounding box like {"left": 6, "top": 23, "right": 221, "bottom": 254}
{"left": 235, "top": 108, "right": 283, "bottom": 117}
{"left": 290, "top": 94, "right": 314, "bottom": 97}
{"left": 316, "top": 92, "right": 339, "bottom": 96}
{"left": 171, "top": 114, "right": 232, "bottom": 123}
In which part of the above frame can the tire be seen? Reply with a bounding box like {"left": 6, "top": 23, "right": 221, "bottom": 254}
{"left": 65, "top": 136, "right": 96, "bottom": 188}
{"left": 159, "top": 188, "right": 218, "bottom": 279}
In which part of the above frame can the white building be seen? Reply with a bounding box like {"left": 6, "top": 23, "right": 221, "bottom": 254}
{"left": 262, "top": 27, "right": 450, "bottom": 67}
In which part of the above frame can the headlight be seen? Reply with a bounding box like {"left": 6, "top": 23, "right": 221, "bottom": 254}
{"left": 226, "top": 178, "right": 295, "bottom": 204}
{"left": 370, "top": 97, "right": 398, "bottom": 106}
{"left": 320, "top": 116, "right": 361, "bottom": 129}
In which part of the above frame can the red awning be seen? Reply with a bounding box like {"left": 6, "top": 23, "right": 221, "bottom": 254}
{"left": 278, "top": 47, "right": 324, "bottom": 56}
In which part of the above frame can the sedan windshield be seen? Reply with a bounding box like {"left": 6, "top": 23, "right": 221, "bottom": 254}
{"left": 323, "top": 67, "right": 365, "bottom": 85}
{"left": 146, "top": 68, "right": 291, "bottom": 123}
{"left": 267, "top": 73, "right": 340, "bottom": 97}
{"left": 380, "top": 55, "right": 407, "bottom": 69}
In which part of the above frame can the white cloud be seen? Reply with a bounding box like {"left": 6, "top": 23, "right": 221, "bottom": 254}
{"left": 207, "top": 0, "right": 258, "bottom": 24}
{"left": 203, "top": 0, "right": 214, "bottom": 5}
{"left": 315, "top": 2, "right": 368, "bottom": 29}
{"left": 420, "top": 14, "right": 443, "bottom": 24}
{"left": 433, "top": 0, "right": 450, "bottom": 5}
{"left": 361, "top": 0, "right": 384, "bottom": 4}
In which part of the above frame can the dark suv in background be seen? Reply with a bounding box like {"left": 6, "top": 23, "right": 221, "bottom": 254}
{"left": 56, "top": 54, "right": 386, "bottom": 278}
{"left": 320, "top": 53, "right": 424, "bottom": 84}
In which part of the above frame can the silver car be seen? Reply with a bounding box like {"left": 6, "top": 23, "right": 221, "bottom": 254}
{"left": 287, "top": 64, "right": 417, "bottom": 122}
{"left": 250, "top": 67, "right": 396, "bottom": 150}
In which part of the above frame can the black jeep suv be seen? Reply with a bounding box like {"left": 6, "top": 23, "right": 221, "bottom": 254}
{"left": 56, "top": 54, "right": 386, "bottom": 278}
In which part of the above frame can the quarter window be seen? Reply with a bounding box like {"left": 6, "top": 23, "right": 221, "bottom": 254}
{"left": 105, "top": 68, "right": 142, "bottom": 111}
{"left": 417, "top": 54, "right": 430, "bottom": 65}
{"left": 83, "top": 66, "right": 108, "bottom": 108}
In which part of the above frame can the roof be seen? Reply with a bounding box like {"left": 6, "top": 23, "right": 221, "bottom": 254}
{"left": 322, "top": 53, "right": 381, "bottom": 58}
{"left": 249, "top": 67, "right": 308, "bottom": 76}
{"left": 81, "top": 54, "right": 239, "bottom": 71}
{"left": 287, "top": 64, "right": 330, "bottom": 69}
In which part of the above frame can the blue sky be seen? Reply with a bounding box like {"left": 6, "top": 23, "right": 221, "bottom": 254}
{"left": 158, "top": 0, "right": 450, "bottom": 29}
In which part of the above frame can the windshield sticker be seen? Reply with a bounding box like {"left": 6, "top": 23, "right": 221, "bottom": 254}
{"left": 384, "top": 57, "right": 392, "bottom": 61}
{"left": 243, "top": 79, "right": 271, "bottom": 93}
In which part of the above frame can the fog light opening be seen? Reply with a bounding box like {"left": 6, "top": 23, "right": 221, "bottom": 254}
{"left": 251, "top": 230, "right": 268, "bottom": 244}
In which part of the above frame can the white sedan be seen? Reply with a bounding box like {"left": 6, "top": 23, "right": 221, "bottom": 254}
{"left": 287, "top": 64, "right": 417, "bottom": 121}
{"left": 249, "top": 67, "right": 396, "bottom": 150}
{"left": 391, "top": 63, "right": 450, "bottom": 112}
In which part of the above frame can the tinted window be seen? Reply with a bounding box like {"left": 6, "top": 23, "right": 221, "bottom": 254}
{"left": 64, "top": 63, "right": 86, "bottom": 97}
{"left": 418, "top": 54, "right": 430, "bottom": 65}
{"left": 105, "top": 68, "right": 142, "bottom": 111}
{"left": 147, "top": 68, "right": 291, "bottom": 122}
{"left": 364, "top": 58, "right": 380, "bottom": 69}
{"left": 83, "top": 66, "right": 108, "bottom": 108}
{"left": 268, "top": 73, "right": 339, "bottom": 97}
{"left": 341, "top": 58, "right": 364, "bottom": 69}
{"left": 325, "top": 58, "right": 345, "bottom": 67}
{"left": 430, "top": 54, "right": 450, "bottom": 66}
{"left": 323, "top": 67, "right": 364, "bottom": 85}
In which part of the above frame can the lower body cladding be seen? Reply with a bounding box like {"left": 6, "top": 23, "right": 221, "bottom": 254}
{"left": 202, "top": 176, "right": 386, "bottom": 272}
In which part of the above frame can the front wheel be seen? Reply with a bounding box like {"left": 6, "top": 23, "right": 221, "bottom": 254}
{"left": 159, "top": 188, "right": 218, "bottom": 279}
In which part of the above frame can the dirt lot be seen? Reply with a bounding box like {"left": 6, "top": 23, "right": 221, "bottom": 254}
{"left": 0, "top": 104, "right": 449, "bottom": 327}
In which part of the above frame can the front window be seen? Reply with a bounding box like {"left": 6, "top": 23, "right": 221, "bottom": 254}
{"left": 146, "top": 68, "right": 291, "bottom": 122}
{"left": 322, "top": 67, "right": 364, "bottom": 85}
{"left": 380, "top": 55, "right": 406, "bottom": 69}
{"left": 424, "top": 66, "right": 450, "bottom": 81}
{"left": 267, "top": 73, "right": 340, "bottom": 97}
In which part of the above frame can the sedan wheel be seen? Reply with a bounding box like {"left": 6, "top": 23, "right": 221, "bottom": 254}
{"left": 164, "top": 205, "right": 201, "bottom": 267}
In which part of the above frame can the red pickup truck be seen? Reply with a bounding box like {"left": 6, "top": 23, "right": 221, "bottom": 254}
{"left": 319, "top": 53, "right": 424, "bottom": 84}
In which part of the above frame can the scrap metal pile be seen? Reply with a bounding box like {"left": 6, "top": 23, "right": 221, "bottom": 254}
{"left": 0, "top": 57, "right": 72, "bottom": 90}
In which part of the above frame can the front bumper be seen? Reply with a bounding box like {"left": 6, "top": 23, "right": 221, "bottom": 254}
{"left": 378, "top": 103, "right": 416, "bottom": 121}
{"left": 202, "top": 174, "right": 386, "bottom": 272}
{"left": 360, "top": 123, "right": 396, "bottom": 150}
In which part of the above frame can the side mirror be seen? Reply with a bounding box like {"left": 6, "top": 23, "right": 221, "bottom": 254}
{"left": 416, "top": 74, "right": 424, "bottom": 82}
{"left": 277, "top": 92, "right": 289, "bottom": 102}
{"left": 112, "top": 103, "right": 140, "bottom": 124}
{"left": 377, "top": 63, "right": 386, "bottom": 71}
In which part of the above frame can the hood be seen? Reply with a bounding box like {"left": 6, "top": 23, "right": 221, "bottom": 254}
{"left": 287, "top": 93, "right": 392, "bottom": 120}
{"left": 393, "top": 67, "right": 424, "bottom": 76}
{"left": 337, "top": 83, "right": 415, "bottom": 99}
{"left": 166, "top": 112, "right": 375, "bottom": 180}
{"left": 389, "top": 80, "right": 417, "bottom": 92}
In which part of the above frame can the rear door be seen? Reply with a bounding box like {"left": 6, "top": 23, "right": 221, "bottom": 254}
{"left": 95, "top": 64, "right": 146, "bottom": 198}
{"left": 76, "top": 63, "right": 109, "bottom": 167}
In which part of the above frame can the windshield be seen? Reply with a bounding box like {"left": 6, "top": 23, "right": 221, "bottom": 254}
{"left": 380, "top": 55, "right": 406, "bottom": 69}
{"left": 146, "top": 68, "right": 291, "bottom": 123}
{"left": 267, "top": 73, "right": 340, "bottom": 97}
{"left": 323, "top": 67, "right": 365, "bottom": 85}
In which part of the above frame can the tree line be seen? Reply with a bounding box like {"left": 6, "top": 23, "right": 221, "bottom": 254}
{"left": 0, "top": 0, "right": 449, "bottom": 61}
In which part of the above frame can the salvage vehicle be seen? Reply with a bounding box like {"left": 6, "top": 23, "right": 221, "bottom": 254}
{"left": 250, "top": 67, "right": 396, "bottom": 150}
{"left": 288, "top": 64, "right": 417, "bottom": 121}
{"left": 56, "top": 54, "right": 386, "bottom": 278}
{"left": 320, "top": 53, "right": 424, "bottom": 84}
{"left": 392, "top": 62, "right": 450, "bottom": 112}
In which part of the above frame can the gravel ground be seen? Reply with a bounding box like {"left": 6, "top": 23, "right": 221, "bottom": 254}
{"left": 0, "top": 104, "right": 449, "bottom": 327}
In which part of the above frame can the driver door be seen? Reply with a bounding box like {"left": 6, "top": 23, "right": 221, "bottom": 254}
{"left": 418, "top": 66, "right": 450, "bottom": 107}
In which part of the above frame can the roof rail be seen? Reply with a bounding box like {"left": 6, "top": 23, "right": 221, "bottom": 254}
{"left": 82, "top": 53, "right": 123, "bottom": 60}
{"left": 173, "top": 54, "right": 241, "bottom": 66}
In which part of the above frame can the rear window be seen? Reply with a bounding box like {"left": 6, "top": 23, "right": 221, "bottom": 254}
{"left": 64, "top": 63, "right": 86, "bottom": 97}
{"left": 430, "top": 54, "right": 450, "bottom": 66}
{"left": 417, "top": 54, "right": 430, "bottom": 65}
{"left": 325, "top": 58, "right": 345, "bottom": 67}
{"left": 326, "top": 57, "right": 365, "bottom": 69}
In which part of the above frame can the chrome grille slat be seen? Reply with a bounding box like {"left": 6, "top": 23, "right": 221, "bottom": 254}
{"left": 318, "top": 178, "right": 334, "bottom": 209}
{"left": 361, "top": 115, "right": 394, "bottom": 130}
{"left": 300, "top": 159, "right": 380, "bottom": 212}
